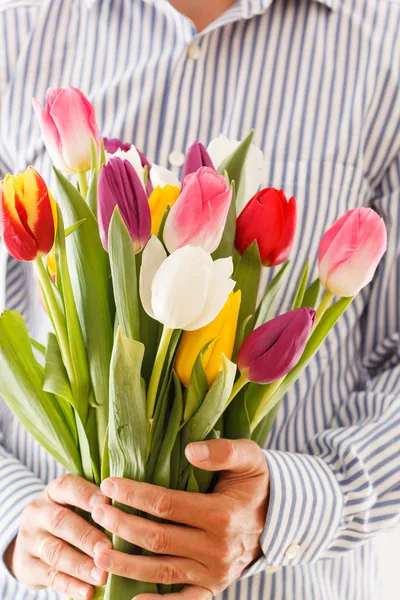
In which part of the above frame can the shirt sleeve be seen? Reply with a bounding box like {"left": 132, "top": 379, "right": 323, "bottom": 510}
{"left": 245, "top": 153, "right": 400, "bottom": 577}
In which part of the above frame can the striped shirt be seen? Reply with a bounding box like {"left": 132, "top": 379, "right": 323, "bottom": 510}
{"left": 0, "top": 0, "right": 400, "bottom": 598}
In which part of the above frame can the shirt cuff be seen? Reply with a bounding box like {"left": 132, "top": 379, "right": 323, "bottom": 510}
{"left": 0, "top": 450, "right": 45, "bottom": 584}
{"left": 244, "top": 450, "right": 343, "bottom": 578}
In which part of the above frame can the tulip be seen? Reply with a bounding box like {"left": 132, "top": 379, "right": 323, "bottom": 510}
{"left": 149, "top": 185, "right": 181, "bottom": 235}
{"left": 98, "top": 157, "right": 151, "bottom": 252}
{"left": 182, "top": 142, "right": 215, "bottom": 181}
{"left": 163, "top": 167, "right": 232, "bottom": 254}
{"left": 237, "top": 308, "right": 315, "bottom": 384}
{"left": 0, "top": 167, "right": 56, "bottom": 261}
{"left": 103, "top": 137, "right": 132, "bottom": 154}
{"left": 207, "top": 134, "right": 265, "bottom": 211}
{"left": 106, "top": 144, "right": 153, "bottom": 196}
{"left": 175, "top": 290, "right": 241, "bottom": 388}
{"left": 140, "top": 236, "right": 235, "bottom": 331}
{"left": 32, "top": 87, "right": 101, "bottom": 174}
{"left": 235, "top": 188, "right": 296, "bottom": 266}
{"left": 318, "top": 207, "right": 387, "bottom": 297}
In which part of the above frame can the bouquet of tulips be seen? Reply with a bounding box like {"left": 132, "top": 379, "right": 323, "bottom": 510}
{"left": 0, "top": 88, "right": 387, "bottom": 599}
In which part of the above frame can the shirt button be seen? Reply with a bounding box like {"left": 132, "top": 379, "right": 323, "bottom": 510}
{"left": 168, "top": 150, "right": 185, "bottom": 168}
{"left": 266, "top": 566, "right": 280, "bottom": 574}
{"left": 187, "top": 41, "right": 201, "bottom": 60}
{"left": 285, "top": 543, "right": 301, "bottom": 560}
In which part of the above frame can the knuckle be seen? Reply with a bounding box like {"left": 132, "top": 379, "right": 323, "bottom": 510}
{"left": 147, "top": 529, "right": 170, "bottom": 554}
{"left": 121, "top": 484, "right": 135, "bottom": 506}
{"left": 76, "top": 558, "right": 91, "bottom": 579}
{"left": 221, "top": 438, "right": 237, "bottom": 462}
{"left": 76, "top": 480, "right": 93, "bottom": 506}
{"left": 111, "top": 517, "right": 123, "bottom": 537}
{"left": 42, "top": 538, "right": 64, "bottom": 567}
{"left": 156, "top": 563, "right": 180, "bottom": 585}
{"left": 78, "top": 526, "right": 96, "bottom": 551}
{"left": 218, "top": 507, "right": 236, "bottom": 532}
{"left": 152, "top": 491, "right": 174, "bottom": 519}
{"left": 50, "top": 507, "right": 69, "bottom": 533}
{"left": 47, "top": 567, "right": 59, "bottom": 588}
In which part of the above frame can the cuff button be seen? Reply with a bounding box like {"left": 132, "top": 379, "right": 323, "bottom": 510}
{"left": 285, "top": 543, "right": 301, "bottom": 560}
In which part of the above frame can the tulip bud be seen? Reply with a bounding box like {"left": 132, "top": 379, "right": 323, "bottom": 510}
{"left": 238, "top": 308, "right": 315, "bottom": 384}
{"left": 140, "top": 236, "right": 235, "bottom": 331}
{"left": 33, "top": 87, "right": 100, "bottom": 174}
{"left": 103, "top": 137, "right": 132, "bottom": 154}
{"left": 318, "top": 207, "right": 387, "bottom": 297}
{"left": 235, "top": 188, "right": 296, "bottom": 267}
{"left": 163, "top": 167, "right": 232, "bottom": 254}
{"left": 0, "top": 167, "right": 56, "bottom": 261}
{"left": 182, "top": 142, "right": 215, "bottom": 181}
{"left": 149, "top": 185, "right": 180, "bottom": 236}
{"left": 175, "top": 290, "right": 241, "bottom": 387}
{"left": 106, "top": 144, "right": 153, "bottom": 196}
{"left": 98, "top": 157, "right": 151, "bottom": 253}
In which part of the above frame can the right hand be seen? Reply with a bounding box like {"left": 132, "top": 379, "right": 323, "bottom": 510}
{"left": 4, "top": 474, "right": 113, "bottom": 599}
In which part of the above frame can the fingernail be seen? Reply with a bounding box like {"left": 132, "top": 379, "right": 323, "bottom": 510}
{"left": 91, "top": 567, "right": 105, "bottom": 584}
{"left": 188, "top": 442, "right": 210, "bottom": 461}
{"left": 90, "top": 493, "right": 106, "bottom": 507}
{"left": 76, "top": 585, "right": 90, "bottom": 598}
{"left": 92, "top": 506, "right": 105, "bottom": 523}
{"left": 94, "top": 541, "right": 110, "bottom": 555}
{"left": 101, "top": 479, "right": 116, "bottom": 498}
{"left": 95, "top": 552, "right": 113, "bottom": 570}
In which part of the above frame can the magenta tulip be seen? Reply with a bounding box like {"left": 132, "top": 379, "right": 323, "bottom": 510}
{"left": 32, "top": 87, "right": 100, "bottom": 174}
{"left": 163, "top": 166, "right": 232, "bottom": 253}
{"left": 182, "top": 142, "right": 215, "bottom": 181}
{"left": 98, "top": 157, "right": 151, "bottom": 252}
{"left": 319, "top": 207, "right": 387, "bottom": 297}
{"left": 238, "top": 308, "right": 316, "bottom": 384}
{"left": 103, "top": 137, "right": 132, "bottom": 153}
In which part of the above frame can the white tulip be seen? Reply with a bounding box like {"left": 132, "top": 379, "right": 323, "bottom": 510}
{"left": 207, "top": 134, "right": 265, "bottom": 212}
{"left": 140, "top": 236, "right": 235, "bottom": 331}
{"left": 150, "top": 164, "right": 180, "bottom": 189}
{"left": 106, "top": 145, "right": 146, "bottom": 189}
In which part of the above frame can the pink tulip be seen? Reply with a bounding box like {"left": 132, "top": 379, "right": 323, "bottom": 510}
{"left": 319, "top": 207, "right": 387, "bottom": 297}
{"left": 163, "top": 166, "right": 232, "bottom": 254}
{"left": 32, "top": 87, "right": 101, "bottom": 174}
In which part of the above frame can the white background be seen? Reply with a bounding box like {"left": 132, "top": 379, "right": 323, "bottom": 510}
{"left": 377, "top": 530, "right": 398, "bottom": 599}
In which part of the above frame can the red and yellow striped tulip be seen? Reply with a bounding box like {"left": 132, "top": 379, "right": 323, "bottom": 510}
{"left": 0, "top": 167, "right": 56, "bottom": 261}
{"left": 175, "top": 290, "right": 241, "bottom": 388}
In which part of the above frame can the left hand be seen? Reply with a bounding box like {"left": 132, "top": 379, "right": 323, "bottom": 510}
{"left": 92, "top": 438, "right": 269, "bottom": 599}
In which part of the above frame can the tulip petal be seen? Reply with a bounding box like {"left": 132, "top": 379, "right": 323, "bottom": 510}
{"left": 187, "top": 257, "right": 235, "bottom": 331}
{"left": 182, "top": 142, "right": 215, "bottom": 181}
{"left": 149, "top": 185, "right": 180, "bottom": 236}
{"left": 32, "top": 98, "right": 70, "bottom": 173}
{"left": 107, "top": 146, "right": 146, "bottom": 190}
{"left": 151, "top": 246, "right": 213, "bottom": 330}
{"left": 150, "top": 165, "right": 180, "bottom": 189}
{"left": 103, "top": 137, "right": 132, "bottom": 153}
{"left": 163, "top": 177, "right": 203, "bottom": 253}
{"left": 267, "top": 194, "right": 297, "bottom": 266}
{"left": 1, "top": 178, "right": 37, "bottom": 261}
{"left": 139, "top": 235, "right": 167, "bottom": 319}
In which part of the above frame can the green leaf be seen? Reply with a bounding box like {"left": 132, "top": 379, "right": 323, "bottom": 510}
{"left": 251, "top": 402, "right": 280, "bottom": 447}
{"left": 0, "top": 311, "right": 81, "bottom": 474}
{"left": 212, "top": 180, "right": 237, "bottom": 260}
{"left": 301, "top": 278, "right": 321, "bottom": 309}
{"left": 100, "top": 139, "right": 107, "bottom": 167}
{"left": 53, "top": 167, "right": 114, "bottom": 450}
{"left": 291, "top": 260, "right": 309, "bottom": 310}
{"left": 183, "top": 345, "right": 209, "bottom": 424}
{"left": 157, "top": 205, "right": 171, "bottom": 241}
{"left": 152, "top": 371, "right": 183, "bottom": 488}
{"left": 217, "top": 130, "right": 254, "bottom": 195}
{"left": 65, "top": 219, "right": 86, "bottom": 238}
{"left": 181, "top": 355, "right": 236, "bottom": 448}
{"left": 186, "top": 468, "right": 200, "bottom": 493}
{"left": 232, "top": 241, "right": 261, "bottom": 357}
{"left": 108, "top": 208, "right": 140, "bottom": 341}
{"left": 254, "top": 261, "right": 290, "bottom": 327}
{"left": 224, "top": 387, "right": 251, "bottom": 439}
{"left": 30, "top": 338, "right": 46, "bottom": 356}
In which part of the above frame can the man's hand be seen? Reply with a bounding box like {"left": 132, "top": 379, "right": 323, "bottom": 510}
{"left": 5, "top": 474, "right": 112, "bottom": 599}
{"left": 92, "top": 439, "right": 269, "bottom": 599}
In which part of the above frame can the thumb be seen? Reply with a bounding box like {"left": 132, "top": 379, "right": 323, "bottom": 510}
{"left": 185, "top": 438, "right": 265, "bottom": 474}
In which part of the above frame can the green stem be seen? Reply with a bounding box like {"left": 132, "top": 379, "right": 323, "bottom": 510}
{"left": 250, "top": 377, "right": 285, "bottom": 433}
{"left": 77, "top": 171, "right": 88, "bottom": 199}
{"left": 34, "top": 258, "right": 75, "bottom": 381}
{"left": 315, "top": 290, "right": 334, "bottom": 326}
{"left": 147, "top": 326, "right": 174, "bottom": 420}
{"left": 226, "top": 373, "right": 248, "bottom": 408}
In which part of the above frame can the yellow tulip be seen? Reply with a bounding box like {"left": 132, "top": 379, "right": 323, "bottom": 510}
{"left": 149, "top": 185, "right": 180, "bottom": 236}
{"left": 175, "top": 290, "right": 241, "bottom": 388}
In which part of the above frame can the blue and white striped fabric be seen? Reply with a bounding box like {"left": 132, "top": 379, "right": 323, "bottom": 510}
{"left": 0, "top": 0, "right": 399, "bottom": 598}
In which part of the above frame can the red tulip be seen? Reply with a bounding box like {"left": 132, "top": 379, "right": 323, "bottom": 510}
{"left": 237, "top": 308, "right": 315, "bottom": 383}
{"left": 235, "top": 188, "right": 296, "bottom": 266}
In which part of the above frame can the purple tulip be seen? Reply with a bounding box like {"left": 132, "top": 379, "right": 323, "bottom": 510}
{"left": 103, "top": 137, "right": 132, "bottom": 154}
{"left": 238, "top": 308, "right": 316, "bottom": 384}
{"left": 98, "top": 157, "right": 151, "bottom": 253}
{"left": 182, "top": 142, "right": 215, "bottom": 182}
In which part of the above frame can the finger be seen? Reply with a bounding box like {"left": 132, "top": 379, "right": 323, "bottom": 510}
{"left": 185, "top": 438, "right": 266, "bottom": 475}
{"left": 34, "top": 533, "right": 108, "bottom": 587}
{"left": 92, "top": 504, "right": 209, "bottom": 560}
{"left": 47, "top": 474, "right": 108, "bottom": 512}
{"left": 31, "top": 557, "right": 94, "bottom": 599}
{"left": 36, "top": 501, "right": 112, "bottom": 558}
{"left": 135, "top": 586, "right": 212, "bottom": 600}
{"left": 100, "top": 479, "right": 213, "bottom": 528}
{"left": 94, "top": 551, "right": 210, "bottom": 587}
